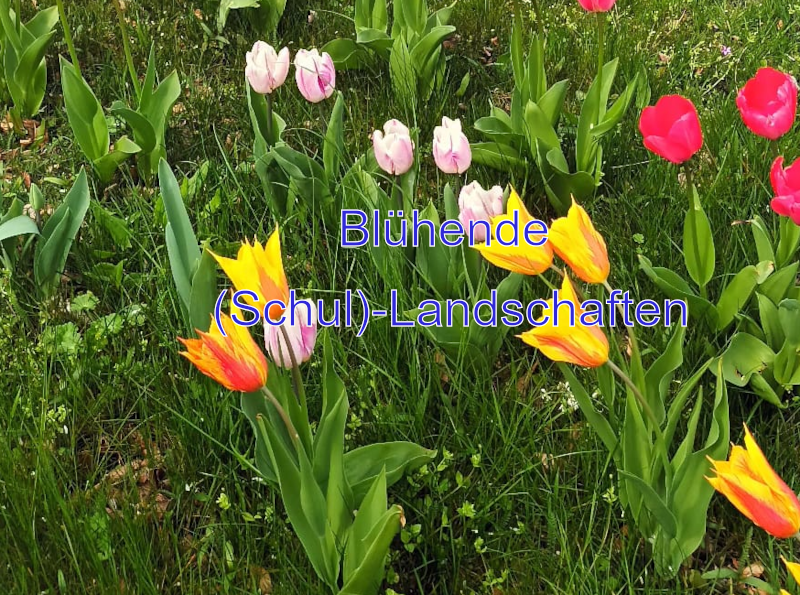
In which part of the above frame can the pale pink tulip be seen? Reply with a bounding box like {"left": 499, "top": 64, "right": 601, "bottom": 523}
{"left": 372, "top": 119, "right": 414, "bottom": 175}
{"left": 294, "top": 49, "right": 336, "bottom": 103}
{"left": 458, "top": 181, "right": 504, "bottom": 242}
{"left": 433, "top": 117, "right": 471, "bottom": 174}
{"left": 245, "top": 41, "right": 290, "bottom": 94}
{"left": 265, "top": 300, "right": 318, "bottom": 367}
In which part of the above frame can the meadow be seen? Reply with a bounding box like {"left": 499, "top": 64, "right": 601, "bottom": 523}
{"left": 3, "top": 0, "right": 800, "bottom": 593}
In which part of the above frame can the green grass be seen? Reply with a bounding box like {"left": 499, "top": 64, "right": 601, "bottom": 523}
{"left": 3, "top": 0, "right": 800, "bottom": 593}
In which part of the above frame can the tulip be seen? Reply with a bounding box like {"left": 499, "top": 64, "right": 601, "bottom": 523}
{"left": 265, "top": 300, "right": 318, "bottom": 367}
{"left": 211, "top": 227, "right": 290, "bottom": 321}
{"left": 548, "top": 198, "right": 610, "bottom": 284}
{"left": 578, "top": 0, "right": 616, "bottom": 12}
{"left": 639, "top": 95, "right": 703, "bottom": 164}
{"left": 178, "top": 306, "right": 268, "bottom": 393}
{"left": 245, "top": 41, "right": 290, "bottom": 95}
{"left": 736, "top": 67, "right": 798, "bottom": 140}
{"left": 294, "top": 48, "right": 335, "bottom": 103}
{"left": 707, "top": 424, "right": 800, "bottom": 539}
{"left": 474, "top": 189, "right": 554, "bottom": 275}
{"left": 458, "top": 181, "right": 504, "bottom": 243}
{"left": 518, "top": 274, "right": 609, "bottom": 367}
{"left": 771, "top": 156, "right": 800, "bottom": 225}
{"left": 783, "top": 557, "right": 800, "bottom": 587}
{"left": 372, "top": 119, "right": 414, "bottom": 176}
{"left": 432, "top": 117, "right": 471, "bottom": 174}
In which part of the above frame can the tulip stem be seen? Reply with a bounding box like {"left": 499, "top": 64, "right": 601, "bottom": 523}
{"left": 265, "top": 93, "right": 274, "bottom": 147}
{"left": 770, "top": 139, "right": 780, "bottom": 159}
{"left": 277, "top": 324, "right": 308, "bottom": 421}
{"left": 596, "top": 12, "right": 606, "bottom": 121}
{"left": 530, "top": 0, "right": 545, "bottom": 39}
{"left": 113, "top": 0, "right": 141, "bottom": 100}
{"left": 260, "top": 388, "right": 300, "bottom": 450}
{"left": 56, "top": 0, "right": 81, "bottom": 76}
{"left": 602, "top": 280, "right": 640, "bottom": 361}
{"left": 681, "top": 164, "right": 709, "bottom": 299}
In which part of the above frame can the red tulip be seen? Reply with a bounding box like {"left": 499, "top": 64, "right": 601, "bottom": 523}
{"left": 578, "top": 0, "right": 616, "bottom": 11}
{"left": 770, "top": 156, "right": 800, "bottom": 224}
{"left": 639, "top": 95, "right": 703, "bottom": 164}
{"left": 736, "top": 68, "right": 798, "bottom": 140}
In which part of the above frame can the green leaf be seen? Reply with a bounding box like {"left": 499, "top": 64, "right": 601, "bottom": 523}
{"left": 715, "top": 265, "right": 760, "bottom": 331}
{"left": 524, "top": 100, "right": 559, "bottom": 149}
{"left": 779, "top": 299, "right": 800, "bottom": 347}
{"left": 718, "top": 333, "right": 775, "bottom": 388}
{"left": 110, "top": 103, "right": 157, "bottom": 153}
{"left": 537, "top": 79, "right": 569, "bottom": 128}
{"left": 344, "top": 442, "right": 436, "bottom": 502}
{"left": 558, "top": 364, "right": 618, "bottom": 459}
{"left": 34, "top": 170, "right": 91, "bottom": 288}
{"left": 758, "top": 262, "right": 799, "bottom": 305}
{"left": 217, "top": 0, "right": 260, "bottom": 32}
{"left": 60, "top": 56, "right": 108, "bottom": 164}
{"left": 321, "top": 38, "right": 373, "bottom": 70}
{"left": 0, "top": 215, "right": 38, "bottom": 241}
{"left": 189, "top": 246, "right": 218, "bottom": 333}
{"left": 757, "top": 293, "right": 784, "bottom": 351}
{"left": 638, "top": 257, "right": 717, "bottom": 326}
{"left": 323, "top": 92, "right": 345, "bottom": 182}
{"left": 683, "top": 185, "right": 715, "bottom": 288}
{"left": 643, "top": 325, "right": 685, "bottom": 426}
{"left": 470, "top": 142, "right": 527, "bottom": 172}
{"left": 93, "top": 136, "right": 141, "bottom": 183}
{"left": 455, "top": 71, "right": 470, "bottom": 97}
{"left": 591, "top": 72, "right": 639, "bottom": 137}
{"left": 619, "top": 471, "right": 678, "bottom": 539}
{"left": 158, "top": 159, "right": 201, "bottom": 284}
{"left": 409, "top": 25, "right": 455, "bottom": 74}
{"left": 90, "top": 203, "right": 132, "bottom": 249}
{"left": 776, "top": 216, "right": 800, "bottom": 268}
{"left": 750, "top": 216, "right": 775, "bottom": 263}
{"left": 390, "top": 35, "right": 416, "bottom": 112}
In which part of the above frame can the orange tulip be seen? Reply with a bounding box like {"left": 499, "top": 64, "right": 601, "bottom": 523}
{"left": 474, "top": 189, "right": 553, "bottom": 276}
{"left": 178, "top": 306, "right": 268, "bottom": 393}
{"left": 707, "top": 424, "right": 800, "bottom": 539}
{"left": 548, "top": 198, "right": 610, "bottom": 284}
{"left": 518, "top": 274, "right": 609, "bottom": 367}
{"left": 211, "top": 226, "right": 289, "bottom": 321}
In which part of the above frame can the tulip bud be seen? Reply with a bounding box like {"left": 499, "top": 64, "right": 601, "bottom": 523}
{"left": 432, "top": 116, "right": 472, "bottom": 174}
{"left": 457, "top": 181, "right": 504, "bottom": 242}
{"left": 770, "top": 156, "right": 800, "bottom": 225}
{"left": 736, "top": 67, "right": 798, "bottom": 140}
{"left": 294, "top": 48, "right": 336, "bottom": 103}
{"left": 265, "top": 300, "right": 318, "bottom": 367}
{"left": 577, "top": 0, "right": 616, "bottom": 12}
{"left": 245, "top": 41, "right": 290, "bottom": 95}
{"left": 638, "top": 95, "right": 703, "bottom": 164}
{"left": 372, "top": 119, "right": 414, "bottom": 176}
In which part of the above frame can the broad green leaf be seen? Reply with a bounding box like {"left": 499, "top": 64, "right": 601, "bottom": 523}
{"left": 409, "top": 25, "right": 455, "bottom": 74}
{"left": 158, "top": 159, "right": 201, "bottom": 281}
{"left": 591, "top": 72, "right": 638, "bottom": 137}
{"left": 323, "top": 93, "right": 345, "bottom": 182}
{"left": 217, "top": 0, "right": 260, "bottom": 32}
{"left": 776, "top": 216, "right": 800, "bottom": 268}
{"left": 750, "top": 216, "right": 775, "bottom": 263}
{"left": 110, "top": 103, "right": 157, "bottom": 153}
{"left": 524, "top": 100, "right": 559, "bottom": 149}
{"left": 470, "top": 142, "right": 527, "bottom": 171}
{"left": 344, "top": 442, "right": 436, "bottom": 502}
{"left": 93, "top": 136, "right": 141, "bottom": 183}
{"left": 537, "top": 79, "right": 569, "bottom": 127}
{"left": 683, "top": 185, "right": 715, "bottom": 288}
{"left": 0, "top": 215, "right": 39, "bottom": 241}
{"left": 321, "top": 38, "right": 373, "bottom": 70}
{"left": 758, "top": 262, "right": 799, "bottom": 305}
{"left": 758, "top": 293, "right": 784, "bottom": 351}
{"left": 189, "top": 246, "right": 217, "bottom": 333}
{"left": 340, "top": 504, "right": 403, "bottom": 595}
{"left": 390, "top": 35, "right": 416, "bottom": 112}
{"left": 779, "top": 299, "right": 800, "bottom": 347}
{"left": 718, "top": 333, "right": 775, "bottom": 388}
{"left": 643, "top": 325, "right": 685, "bottom": 425}
{"left": 619, "top": 470, "right": 677, "bottom": 539}
{"left": 715, "top": 265, "right": 760, "bottom": 331}
{"left": 60, "top": 57, "right": 108, "bottom": 164}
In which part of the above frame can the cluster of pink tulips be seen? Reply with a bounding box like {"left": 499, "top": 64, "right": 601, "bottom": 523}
{"left": 245, "top": 41, "right": 336, "bottom": 103}
{"left": 638, "top": 66, "right": 799, "bottom": 222}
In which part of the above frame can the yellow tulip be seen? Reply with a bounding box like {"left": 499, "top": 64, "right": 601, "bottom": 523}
{"left": 783, "top": 556, "right": 800, "bottom": 585}
{"left": 211, "top": 226, "right": 289, "bottom": 321}
{"left": 518, "top": 274, "right": 609, "bottom": 367}
{"left": 548, "top": 198, "right": 610, "bottom": 284}
{"left": 474, "top": 189, "right": 553, "bottom": 276}
{"left": 707, "top": 425, "right": 800, "bottom": 539}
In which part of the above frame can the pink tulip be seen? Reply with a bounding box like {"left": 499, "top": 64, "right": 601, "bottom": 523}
{"left": 245, "top": 41, "right": 290, "bottom": 95}
{"left": 578, "top": 0, "right": 616, "bottom": 11}
{"left": 372, "top": 119, "right": 414, "bottom": 175}
{"left": 458, "top": 181, "right": 504, "bottom": 242}
{"left": 294, "top": 49, "right": 335, "bottom": 103}
{"left": 770, "top": 156, "right": 800, "bottom": 225}
{"left": 265, "top": 300, "right": 318, "bottom": 367}
{"left": 433, "top": 117, "right": 471, "bottom": 174}
{"left": 736, "top": 67, "right": 798, "bottom": 140}
{"left": 638, "top": 95, "right": 703, "bottom": 164}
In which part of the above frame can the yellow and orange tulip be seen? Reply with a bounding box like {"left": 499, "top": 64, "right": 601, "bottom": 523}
{"left": 783, "top": 557, "right": 800, "bottom": 586}
{"left": 474, "top": 189, "right": 554, "bottom": 276}
{"left": 211, "top": 226, "right": 289, "bottom": 321}
{"left": 178, "top": 306, "right": 268, "bottom": 393}
{"left": 548, "top": 198, "right": 610, "bottom": 284}
{"left": 707, "top": 424, "right": 800, "bottom": 539}
{"left": 518, "top": 274, "right": 609, "bottom": 368}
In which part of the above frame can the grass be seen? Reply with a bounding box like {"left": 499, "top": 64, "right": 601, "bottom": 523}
{"left": 2, "top": 0, "right": 800, "bottom": 593}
